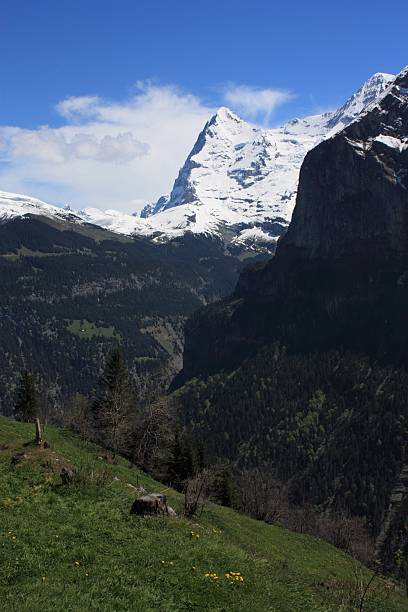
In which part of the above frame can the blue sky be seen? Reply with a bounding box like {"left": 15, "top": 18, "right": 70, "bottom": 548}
{"left": 0, "top": 0, "right": 407, "bottom": 211}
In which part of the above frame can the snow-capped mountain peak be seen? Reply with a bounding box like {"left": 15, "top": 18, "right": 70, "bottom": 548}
{"left": 0, "top": 70, "right": 398, "bottom": 256}
{"left": 326, "top": 72, "right": 394, "bottom": 131}
{"left": 211, "top": 106, "right": 242, "bottom": 125}
{"left": 136, "top": 70, "right": 397, "bottom": 254}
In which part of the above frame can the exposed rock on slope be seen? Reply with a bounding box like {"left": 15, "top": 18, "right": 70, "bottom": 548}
{"left": 278, "top": 69, "right": 408, "bottom": 263}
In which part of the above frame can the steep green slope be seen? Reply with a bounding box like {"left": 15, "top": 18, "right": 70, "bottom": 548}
{"left": 0, "top": 416, "right": 406, "bottom": 611}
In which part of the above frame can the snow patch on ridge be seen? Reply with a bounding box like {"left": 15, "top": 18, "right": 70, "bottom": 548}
{"left": 374, "top": 135, "right": 408, "bottom": 152}
{"left": 0, "top": 191, "right": 83, "bottom": 225}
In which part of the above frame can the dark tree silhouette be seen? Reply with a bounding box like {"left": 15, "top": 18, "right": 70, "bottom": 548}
{"left": 14, "top": 371, "right": 39, "bottom": 423}
{"left": 92, "top": 350, "right": 134, "bottom": 454}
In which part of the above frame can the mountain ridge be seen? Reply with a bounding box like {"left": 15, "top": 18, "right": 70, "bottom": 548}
{"left": 0, "top": 71, "right": 395, "bottom": 257}
{"left": 137, "top": 71, "right": 395, "bottom": 253}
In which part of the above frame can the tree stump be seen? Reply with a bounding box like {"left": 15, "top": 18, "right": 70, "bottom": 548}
{"left": 60, "top": 467, "right": 74, "bottom": 485}
{"left": 130, "top": 493, "right": 168, "bottom": 516}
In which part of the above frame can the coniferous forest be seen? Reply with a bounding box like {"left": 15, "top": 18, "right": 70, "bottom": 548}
{"left": 0, "top": 217, "right": 245, "bottom": 415}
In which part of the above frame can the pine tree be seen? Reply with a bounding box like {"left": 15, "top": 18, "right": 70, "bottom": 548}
{"left": 14, "top": 371, "right": 39, "bottom": 422}
{"left": 169, "top": 429, "right": 197, "bottom": 490}
{"left": 91, "top": 349, "right": 133, "bottom": 454}
{"left": 213, "top": 463, "right": 237, "bottom": 508}
{"left": 195, "top": 439, "right": 209, "bottom": 471}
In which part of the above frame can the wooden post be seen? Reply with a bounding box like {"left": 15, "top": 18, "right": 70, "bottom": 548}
{"left": 35, "top": 418, "right": 42, "bottom": 446}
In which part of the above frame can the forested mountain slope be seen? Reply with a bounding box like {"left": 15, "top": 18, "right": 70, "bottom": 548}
{"left": 174, "top": 346, "right": 408, "bottom": 556}
{"left": 0, "top": 215, "right": 243, "bottom": 415}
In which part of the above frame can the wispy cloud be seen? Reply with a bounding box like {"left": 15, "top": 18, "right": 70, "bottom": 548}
{"left": 56, "top": 96, "right": 101, "bottom": 121}
{"left": 223, "top": 83, "right": 294, "bottom": 124}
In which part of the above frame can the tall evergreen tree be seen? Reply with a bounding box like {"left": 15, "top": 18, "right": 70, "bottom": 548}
{"left": 92, "top": 349, "right": 133, "bottom": 454}
{"left": 213, "top": 463, "right": 237, "bottom": 508}
{"left": 169, "top": 428, "right": 197, "bottom": 490}
{"left": 14, "top": 371, "right": 39, "bottom": 422}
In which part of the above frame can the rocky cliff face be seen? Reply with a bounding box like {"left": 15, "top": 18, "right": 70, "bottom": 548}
{"left": 278, "top": 67, "right": 408, "bottom": 264}
{"left": 172, "top": 68, "right": 408, "bottom": 575}
{"left": 175, "top": 67, "right": 408, "bottom": 386}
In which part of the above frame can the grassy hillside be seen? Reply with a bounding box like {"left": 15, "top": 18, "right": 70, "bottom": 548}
{"left": 0, "top": 416, "right": 406, "bottom": 612}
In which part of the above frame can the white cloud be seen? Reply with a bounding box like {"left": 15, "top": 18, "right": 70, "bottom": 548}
{"left": 0, "top": 83, "right": 215, "bottom": 213}
{"left": 5, "top": 128, "right": 149, "bottom": 164}
{"left": 223, "top": 84, "right": 294, "bottom": 124}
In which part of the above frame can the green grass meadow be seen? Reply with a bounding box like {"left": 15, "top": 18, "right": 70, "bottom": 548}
{"left": 0, "top": 416, "right": 406, "bottom": 612}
